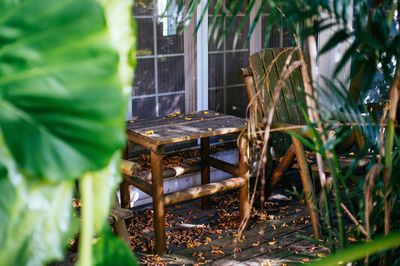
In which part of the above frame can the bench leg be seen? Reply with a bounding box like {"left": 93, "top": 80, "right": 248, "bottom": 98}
{"left": 238, "top": 136, "right": 250, "bottom": 222}
{"left": 114, "top": 219, "right": 131, "bottom": 245}
{"left": 120, "top": 145, "right": 131, "bottom": 209}
{"left": 112, "top": 194, "right": 131, "bottom": 245}
{"left": 151, "top": 150, "right": 166, "bottom": 256}
{"left": 291, "top": 136, "right": 320, "bottom": 238}
{"left": 200, "top": 137, "right": 210, "bottom": 209}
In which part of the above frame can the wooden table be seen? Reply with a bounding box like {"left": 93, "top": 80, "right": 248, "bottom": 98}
{"left": 122, "top": 110, "right": 250, "bottom": 255}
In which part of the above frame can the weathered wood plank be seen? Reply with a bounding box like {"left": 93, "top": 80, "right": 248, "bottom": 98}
{"left": 137, "top": 161, "right": 204, "bottom": 182}
{"left": 126, "top": 111, "right": 245, "bottom": 146}
{"left": 123, "top": 174, "right": 153, "bottom": 196}
{"left": 210, "top": 227, "right": 311, "bottom": 265}
{"left": 172, "top": 205, "right": 311, "bottom": 260}
{"left": 164, "top": 177, "right": 246, "bottom": 206}
{"left": 284, "top": 48, "right": 307, "bottom": 125}
{"left": 209, "top": 157, "right": 239, "bottom": 176}
{"left": 272, "top": 48, "right": 302, "bottom": 125}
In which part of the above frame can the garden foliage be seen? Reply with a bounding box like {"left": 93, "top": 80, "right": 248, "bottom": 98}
{"left": 0, "top": 0, "right": 137, "bottom": 265}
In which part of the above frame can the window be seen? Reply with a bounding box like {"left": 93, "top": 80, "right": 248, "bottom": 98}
{"left": 208, "top": 3, "right": 250, "bottom": 118}
{"left": 132, "top": 0, "right": 186, "bottom": 119}
{"left": 261, "top": 5, "right": 294, "bottom": 48}
{"left": 130, "top": 0, "right": 298, "bottom": 120}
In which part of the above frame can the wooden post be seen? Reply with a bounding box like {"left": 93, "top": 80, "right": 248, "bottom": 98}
{"left": 200, "top": 137, "right": 210, "bottom": 209}
{"left": 267, "top": 144, "right": 296, "bottom": 197}
{"left": 120, "top": 145, "right": 131, "bottom": 209}
{"left": 151, "top": 149, "right": 166, "bottom": 256}
{"left": 112, "top": 195, "right": 131, "bottom": 245}
{"left": 291, "top": 136, "right": 320, "bottom": 238}
{"left": 238, "top": 135, "right": 250, "bottom": 222}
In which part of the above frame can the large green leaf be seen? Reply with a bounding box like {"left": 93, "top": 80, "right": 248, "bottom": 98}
{"left": 93, "top": 226, "right": 138, "bottom": 266}
{"left": 0, "top": 0, "right": 127, "bottom": 182}
{"left": 0, "top": 0, "right": 136, "bottom": 265}
{"left": 0, "top": 134, "right": 76, "bottom": 266}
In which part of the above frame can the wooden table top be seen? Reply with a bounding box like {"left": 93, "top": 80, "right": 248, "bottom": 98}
{"left": 126, "top": 110, "right": 246, "bottom": 147}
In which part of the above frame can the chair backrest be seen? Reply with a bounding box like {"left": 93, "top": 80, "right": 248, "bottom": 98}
{"left": 241, "top": 48, "right": 307, "bottom": 157}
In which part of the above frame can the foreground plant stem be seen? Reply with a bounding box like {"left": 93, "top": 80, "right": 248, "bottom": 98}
{"left": 298, "top": 17, "right": 345, "bottom": 248}
{"left": 384, "top": 57, "right": 400, "bottom": 234}
{"left": 78, "top": 174, "right": 94, "bottom": 266}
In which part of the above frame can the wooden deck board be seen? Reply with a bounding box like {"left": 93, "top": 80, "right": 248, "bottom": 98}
{"left": 130, "top": 188, "right": 327, "bottom": 265}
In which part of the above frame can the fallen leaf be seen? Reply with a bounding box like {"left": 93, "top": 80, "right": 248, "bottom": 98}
{"left": 317, "top": 253, "right": 325, "bottom": 258}
{"left": 268, "top": 241, "right": 276, "bottom": 246}
{"left": 185, "top": 117, "right": 192, "bottom": 120}
{"left": 211, "top": 249, "right": 225, "bottom": 255}
{"left": 252, "top": 241, "right": 260, "bottom": 247}
{"left": 144, "top": 130, "right": 154, "bottom": 135}
{"left": 208, "top": 128, "right": 212, "bottom": 131}
{"left": 203, "top": 111, "right": 209, "bottom": 114}
{"left": 234, "top": 247, "right": 242, "bottom": 253}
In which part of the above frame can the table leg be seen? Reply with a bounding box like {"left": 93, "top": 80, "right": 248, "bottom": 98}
{"left": 238, "top": 135, "right": 250, "bottom": 222}
{"left": 120, "top": 145, "right": 131, "bottom": 209}
{"left": 200, "top": 137, "right": 210, "bottom": 209}
{"left": 151, "top": 149, "right": 166, "bottom": 256}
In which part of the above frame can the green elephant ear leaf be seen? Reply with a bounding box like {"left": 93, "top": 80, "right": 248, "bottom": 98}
{"left": 93, "top": 226, "right": 138, "bottom": 266}
{"left": 0, "top": 0, "right": 128, "bottom": 182}
{"left": 0, "top": 137, "right": 76, "bottom": 266}
{"left": 0, "top": 0, "right": 136, "bottom": 265}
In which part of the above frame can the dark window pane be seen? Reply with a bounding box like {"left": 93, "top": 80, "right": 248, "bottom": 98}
{"left": 136, "top": 18, "right": 154, "bottom": 56}
{"left": 226, "top": 51, "right": 248, "bottom": 86}
{"left": 282, "top": 26, "right": 294, "bottom": 47}
{"left": 209, "top": 88, "right": 224, "bottom": 113}
{"left": 226, "top": 17, "right": 249, "bottom": 50}
{"left": 208, "top": 18, "right": 224, "bottom": 51}
{"left": 159, "top": 93, "right": 185, "bottom": 116}
{"left": 133, "top": 0, "right": 154, "bottom": 16}
{"left": 157, "top": 56, "right": 184, "bottom": 93}
{"left": 209, "top": 1, "right": 247, "bottom": 15}
{"left": 132, "top": 97, "right": 156, "bottom": 119}
{"left": 226, "top": 86, "right": 247, "bottom": 117}
{"left": 208, "top": 53, "right": 224, "bottom": 88}
{"left": 133, "top": 58, "right": 155, "bottom": 96}
{"left": 156, "top": 18, "right": 184, "bottom": 54}
{"left": 262, "top": 16, "right": 294, "bottom": 48}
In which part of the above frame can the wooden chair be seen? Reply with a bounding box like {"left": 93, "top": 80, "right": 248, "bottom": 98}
{"left": 240, "top": 47, "right": 321, "bottom": 238}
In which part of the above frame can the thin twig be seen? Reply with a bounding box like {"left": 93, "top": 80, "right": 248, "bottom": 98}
{"left": 341, "top": 203, "right": 368, "bottom": 238}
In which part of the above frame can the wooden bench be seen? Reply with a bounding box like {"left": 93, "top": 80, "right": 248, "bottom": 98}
{"left": 121, "top": 111, "right": 249, "bottom": 255}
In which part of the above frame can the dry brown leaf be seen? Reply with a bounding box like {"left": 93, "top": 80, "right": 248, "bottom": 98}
{"left": 234, "top": 247, "right": 242, "bottom": 253}
{"left": 252, "top": 241, "right": 260, "bottom": 247}
{"left": 268, "top": 241, "right": 276, "bottom": 246}
{"left": 211, "top": 249, "right": 225, "bottom": 255}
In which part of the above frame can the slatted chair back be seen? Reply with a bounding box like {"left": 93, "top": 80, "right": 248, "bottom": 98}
{"left": 242, "top": 48, "right": 307, "bottom": 158}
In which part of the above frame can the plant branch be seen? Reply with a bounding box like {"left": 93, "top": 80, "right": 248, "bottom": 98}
{"left": 78, "top": 174, "right": 94, "bottom": 266}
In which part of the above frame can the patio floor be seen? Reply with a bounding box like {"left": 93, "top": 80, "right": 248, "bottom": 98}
{"left": 130, "top": 181, "right": 329, "bottom": 265}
